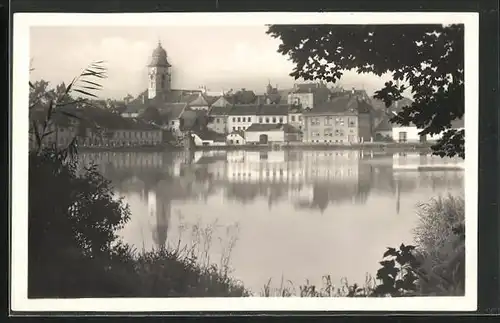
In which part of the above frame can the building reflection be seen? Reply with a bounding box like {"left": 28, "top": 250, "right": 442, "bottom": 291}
{"left": 77, "top": 149, "right": 464, "bottom": 220}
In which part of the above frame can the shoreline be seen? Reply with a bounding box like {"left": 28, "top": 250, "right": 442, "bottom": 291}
{"left": 77, "top": 142, "right": 435, "bottom": 153}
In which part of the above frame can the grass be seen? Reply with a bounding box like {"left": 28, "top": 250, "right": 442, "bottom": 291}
{"left": 260, "top": 274, "right": 377, "bottom": 297}
{"left": 411, "top": 195, "right": 465, "bottom": 296}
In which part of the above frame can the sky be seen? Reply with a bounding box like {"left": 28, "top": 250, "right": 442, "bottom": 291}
{"left": 30, "top": 25, "right": 398, "bottom": 100}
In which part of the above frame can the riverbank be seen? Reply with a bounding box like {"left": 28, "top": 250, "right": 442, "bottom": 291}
{"left": 77, "top": 142, "right": 435, "bottom": 153}
{"left": 195, "top": 142, "right": 436, "bottom": 153}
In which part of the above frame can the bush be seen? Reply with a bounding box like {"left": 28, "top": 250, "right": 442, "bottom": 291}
{"left": 412, "top": 195, "right": 465, "bottom": 296}
{"left": 28, "top": 148, "right": 132, "bottom": 297}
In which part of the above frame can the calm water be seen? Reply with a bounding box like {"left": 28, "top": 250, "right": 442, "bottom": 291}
{"left": 79, "top": 150, "right": 464, "bottom": 294}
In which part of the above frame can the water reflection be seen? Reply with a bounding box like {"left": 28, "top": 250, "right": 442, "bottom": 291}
{"left": 78, "top": 150, "right": 464, "bottom": 289}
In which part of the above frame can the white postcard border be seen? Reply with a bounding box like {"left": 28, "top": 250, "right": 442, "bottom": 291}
{"left": 11, "top": 12, "right": 479, "bottom": 312}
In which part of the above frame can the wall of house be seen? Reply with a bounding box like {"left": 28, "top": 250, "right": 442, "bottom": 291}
{"left": 357, "top": 113, "right": 372, "bottom": 142}
{"left": 245, "top": 130, "right": 285, "bottom": 143}
{"left": 288, "top": 113, "right": 304, "bottom": 130}
{"left": 287, "top": 93, "right": 314, "bottom": 109}
{"left": 256, "top": 115, "right": 288, "bottom": 125}
{"left": 82, "top": 129, "right": 163, "bottom": 147}
{"left": 30, "top": 123, "right": 80, "bottom": 149}
{"left": 392, "top": 126, "right": 423, "bottom": 143}
{"left": 207, "top": 116, "right": 227, "bottom": 134}
{"left": 192, "top": 134, "right": 214, "bottom": 146}
{"left": 226, "top": 134, "right": 246, "bottom": 145}
{"left": 227, "top": 115, "right": 256, "bottom": 132}
{"left": 303, "top": 115, "right": 359, "bottom": 144}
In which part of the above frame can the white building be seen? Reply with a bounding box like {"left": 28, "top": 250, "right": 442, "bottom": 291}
{"left": 226, "top": 132, "right": 246, "bottom": 145}
{"left": 245, "top": 124, "right": 286, "bottom": 144}
{"left": 226, "top": 105, "right": 260, "bottom": 132}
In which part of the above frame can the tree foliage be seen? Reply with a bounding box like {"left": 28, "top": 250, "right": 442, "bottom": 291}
{"left": 267, "top": 24, "right": 465, "bottom": 158}
{"left": 140, "top": 106, "right": 163, "bottom": 125}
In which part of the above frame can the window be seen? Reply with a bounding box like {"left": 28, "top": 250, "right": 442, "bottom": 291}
{"left": 238, "top": 127, "right": 241, "bottom": 130}
{"left": 259, "top": 117, "right": 263, "bottom": 123}
{"left": 311, "top": 118, "right": 320, "bottom": 126}
{"left": 335, "top": 117, "right": 344, "bottom": 126}
{"left": 299, "top": 116, "right": 303, "bottom": 121}
{"left": 272, "top": 117, "right": 277, "bottom": 123}
{"left": 324, "top": 130, "right": 333, "bottom": 137}
{"left": 325, "top": 116, "right": 333, "bottom": 126}
{"left": 236, "top": 140, "right": 239, "bottom": 144}
{"left": 398, "top": 131, "right": 408, "bottom": 143}
{"left": 232, "top": 117, "right": 236, "bottom": 122}
{"left": 237, "top": 117, "right": 241, "bottom": 122}
{"left": 312, "top": 131, "right": 320, "bottom": 137}
{"left": 216, "top": 118, "right": 220, "bottom": 123}
{"left": 233, "top": 127, "right": 236, "bottom": 131}
{"left": 335, "top": 129, "right": 345, "bottom": 136}
{"left": 247, "top": 117, "right": 252, "bottom": 122}
{"left": 348, "top": 118, "right": 356, "bottom": 127}
{"left": 291, "top": 115, "right": 296, "bottom": 122}
{"left": 265, "top": 117, "right": 270, "bottom": 123}
{"left": 279, "top": 117, "right": 284, "bottom": 123}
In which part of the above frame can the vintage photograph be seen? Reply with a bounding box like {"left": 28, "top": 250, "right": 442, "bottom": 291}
{"left": 12, "top": 12, "right": 478, "bottom": 312}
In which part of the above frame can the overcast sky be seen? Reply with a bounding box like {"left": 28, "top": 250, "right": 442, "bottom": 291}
{"left": 30, "top": 25, "right": 397, "bottom": 100}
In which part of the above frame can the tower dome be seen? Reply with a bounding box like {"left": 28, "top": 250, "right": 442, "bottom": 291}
{"left": 149, "top": 41, "right": 171, "bottom": 67}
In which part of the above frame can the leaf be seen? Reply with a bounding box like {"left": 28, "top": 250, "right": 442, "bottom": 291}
{"left": 80, "top": 80, "right": 103, "bottom": 88}
{"left": 73, "top": 89, "right": 98, "bottom": 98}
{"left": 383, "top": 247, "right": 398, "bottom": 258}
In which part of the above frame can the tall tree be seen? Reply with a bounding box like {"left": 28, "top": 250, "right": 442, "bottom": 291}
{"left": 140, "top": 106, "right": 163, "bottom": 125}
{"left": 267, "top": 24, "right": 465, "bottom": 158}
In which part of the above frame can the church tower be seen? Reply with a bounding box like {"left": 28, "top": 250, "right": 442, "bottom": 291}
{"left": 148, "top": 41, "right": 172, "bottom": 100}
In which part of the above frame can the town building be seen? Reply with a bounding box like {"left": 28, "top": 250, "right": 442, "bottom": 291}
{"left": 288, "top": 104, "right": 304, "bottom": 137}
{"left": 226, "top": 104, "right": 260, "bottom": 132}
{"left": 207, "top": 105, "right": 231, "bottom": 134}
{"left": 121, "top": 41, "right": 204, "bottom": 134}
{"left": 256, "top": 104, "right": 289, "bottom": 125}
{"left": 81, "top": 120, "right": 163, "bottom": 147}
{"left": 162, "top": 102, "right": 188, "bottom": 137}
{"left": 186, "top": 92, "right": 218, "bottom": 111}
{"left": 191, "top": 131, "right": 226, "bottom": 146}
{"left": 302, "top": 94, "right": 373, "bottom": 144}
{"left": 244, "top": 123, "right": 295, "bottom": 144}
{"left": 226, "top": 131, "right": 246, "bottom": 145}
{"left": 287, "top": 82, "right": 330, "bottom": 110}
{"left": 391, "top": 117, "right": 464, "bottom": 143}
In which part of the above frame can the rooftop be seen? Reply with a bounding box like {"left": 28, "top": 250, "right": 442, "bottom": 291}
{"left": 304, "top": 95, "right": 371, "bottom": 115}
{"left": 246, "top": 123, "right": 284, "bottom": 132}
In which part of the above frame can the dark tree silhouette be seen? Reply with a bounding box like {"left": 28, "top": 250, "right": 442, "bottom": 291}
{"left": 141, "top": 106, "right": 163, "bottom": 125}
{"left": 267, "top": 24, "right": 465, "bottom": 158}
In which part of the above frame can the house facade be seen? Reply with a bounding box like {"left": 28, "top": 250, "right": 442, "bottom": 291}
{"left": 207, "top": 105, "right": 231, "bottom": 134}
{"left": 392, "top": 118, "right": 464, "bottom": 143}
{"left": 81, "top": 124, "right": 163, "bottom": 147}
{"left": 226, "top": 132, "right": 246, "bottom": 145}
{"left": 226, "top": 105, "right": 260, "bottom": 132}
{"left": 245, "top": 124, "right": 287, "bottom": 144}
{"left": 288, "top": 105, "right": 304, "bottom": 135}
{"left": 302, "top": 95, "right": 372, "bottom": 144}
{"left": 256, "top": 105, "right": 289, "bottom": 125}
